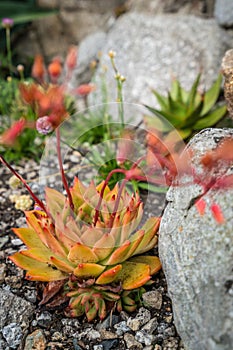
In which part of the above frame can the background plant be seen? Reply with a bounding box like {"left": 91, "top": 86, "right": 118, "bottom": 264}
{"left": 144, "top": 73, "right": 227, "bottom": 140}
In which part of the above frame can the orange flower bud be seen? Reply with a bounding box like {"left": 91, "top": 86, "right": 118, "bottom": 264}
{"left": 48, "top": 57, "right": 62, "bottom": 82}
{"left": 31, "top": 55, "right": 46, "bottom": 83}
{"left": 75, "top": 84, "right": 96, "bottom": 97}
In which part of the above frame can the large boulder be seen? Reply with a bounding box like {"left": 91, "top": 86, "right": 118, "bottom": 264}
{"left": 214, "top": 0, "right": 233, "bottom": 28}
{"left": 159, "top": 128, "right": 233, "bottom": 350}
{"left": 88, "top": 13, "right": 230, "bottom": 107}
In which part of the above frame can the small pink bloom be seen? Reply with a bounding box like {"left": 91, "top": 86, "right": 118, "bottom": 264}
{"left": 195, "top": 198, "right": 206, "bottom": 216}
{"left": 36, "top": 116, "right": 53, "bottom": 135}
{"left": 210, "top": 203, "right": 225, "bottom": 224}
{"left": 2, "top": 18, "right": 14, "bottom": 28}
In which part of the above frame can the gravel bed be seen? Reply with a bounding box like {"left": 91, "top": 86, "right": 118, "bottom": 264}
{"left": 0, "top": 155, "right": 185, "bottom": 350}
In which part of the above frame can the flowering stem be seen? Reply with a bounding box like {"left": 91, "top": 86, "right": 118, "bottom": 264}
{"left": 5, "top": 27, "right": 12, "bottom": 75}
{"left": 0, "top": 155, "right": 48, "bottom": 214}
{"left": 56, "top": 127, "right": 74, "bottom": 211}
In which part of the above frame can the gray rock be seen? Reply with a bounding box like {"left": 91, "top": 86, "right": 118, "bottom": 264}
{"left": 124, "top": 333, "right": 143, "bottom": 349}
{"left": 215, "top": 0, "right": 233, "bottom": 27}
{"left": 71, "top": 31, "right": 107, "bottom": 85}
{"left": 142, "top": 290, "right": 163, "bottom": 310}
{"left": 23, "top": 329, "right": 47, "bottom": 350}
{"left": 89, "top": 13, "right": 230, "bottom": 108}
{"left": 0, "top": 288, "right": 35, "bottom": 329}
{"left": 127, "top": 307, "right": 151, "bottom": 331}
{"left": 36, "top": 311, "right": 52, "bottom": 328}
{"left": 135, "top": 330, "right": 155, "bottom": 345}
{"left": 159, "top": 128, "right": 233, "bottom": 350}
{"left": 2, "top": 323, "right": 22, "bottom": 349}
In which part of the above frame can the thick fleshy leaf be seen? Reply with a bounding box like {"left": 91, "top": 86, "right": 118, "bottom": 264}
{"left": 92, "top": 233, "right": 115, "bottom": 261}
{"left": 116, "top": 261, "right": 151, "bottom": 290}
{"left": 26, "top": 211, "right": 67, "bottom": 257}
{"left": 21, "top": 248, "right": 52, "bottom": 263}
{"left": 81, "top": 228, "right": 104, "bottom": 247}
{"left": 10, "top": 252, "right": 67, "bottom": 281}
{"left": 50, "top": 256, "right": 75, "bottom": 273}
{"left": 129, "top": 256, "right": 161, "bottom": 275}
{"left": 45, "top": 187, "right": 66, "bottom": 219}
{"left": 133, "top": 217, "right": 160, "bottom": 255}
{"left": 73, "top": 263, "right": 106, "bottom": 278}
{"left": 68, "top": 243, "right": 99, "bottom": 263}
{"left": 12, "top": 227, "right": 47, "bottom": 250}
{"left": 70, "top": 177, "right": 86, "bottom": 212}
{"left": 101, "top": 240, "right": 131, "bottom": 265}
{"left": 95, "top": 264, "right": 122, "bottom": 284}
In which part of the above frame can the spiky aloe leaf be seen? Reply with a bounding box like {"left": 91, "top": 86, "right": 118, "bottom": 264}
{"left": 129, "top": 256, "right": 161, "bottom": 274}
{"left": 201, "top": 73, "right": 223, "bottom": 116}
{"left": 193, "top": 104, "right": 227, "bottom": 130}
{"left": 115, "top": 261, "right": 151, "bottom": 290}
{"left": 95, "top": 264, "right": 122, "bottom": 284}
{"left": 68, "top": 242, "right": 99, "bottom": 263}
{"left": 73, "top": 263, "right": 106, "bottom": 278}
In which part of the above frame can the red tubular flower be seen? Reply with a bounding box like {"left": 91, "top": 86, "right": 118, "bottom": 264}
{"left": 116, "top": 130, "right": 135, "bottom": 165}
{"left": 31, "top": 55, "right": 46, "bottom": 83}
{"left": 65, "top": 46, "right": 78, "bottom": 71}
{"left": 210, "top": 203, "right": 225, "bottom": 224}
{"left": 195, "top": 198, "right": 206, "bottom": 216}
{"left": 0, "top": 118, "right": 26, "bottom": 146}
{"left": 75, "top": 84, "right": 96, "bottom": 97}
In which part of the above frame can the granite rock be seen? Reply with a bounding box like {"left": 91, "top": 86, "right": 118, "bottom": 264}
{"left": 215, "top": 0, "right": 233, "bottom": 27}
{"left": 88, "top": 13, "right": 230, "bottom": 108}
{"left": 159, "top": 128, "right": 233, "bottom": 350}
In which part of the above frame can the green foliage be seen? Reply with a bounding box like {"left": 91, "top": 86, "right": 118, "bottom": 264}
{"left": 145, "top": 73, "right": 227, "bottom": 140}
{"left": 0, "top": 1, "right": 58, "bottom": 25}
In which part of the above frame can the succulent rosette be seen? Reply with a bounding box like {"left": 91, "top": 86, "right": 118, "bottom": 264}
{"left": 10, "top": 177, "right": 161, "bottom": 320}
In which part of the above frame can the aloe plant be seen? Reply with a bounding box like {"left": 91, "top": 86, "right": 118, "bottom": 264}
{"left": 9, "top": 178, "right": 161, "bottom": 321}
{"left": 145, "top": 73, "right": 227, "bottom": 140}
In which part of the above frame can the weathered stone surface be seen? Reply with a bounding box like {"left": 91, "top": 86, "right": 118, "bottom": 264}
{"left": 71, "top": 31, "right": 107, "bottom": 84}
{"left": 0, "top": 288, "right": 35, "bottom": 328}
{"left": 159, "top": 128, "right": 233, "bottom": 350}
{"left": 24, "top": 329, "right": 46, "bottom": 350}
{"left": 89, "top": 13, "right": 230, "bottom": 107}
{"left": 215, "top": 0, "right": 233, "bottom": 27}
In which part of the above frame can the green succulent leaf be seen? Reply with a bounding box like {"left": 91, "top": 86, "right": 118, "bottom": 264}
{"left": 151, "top": 89, "right": 168, "bottom": 110}
{"left": 73, "top": 263, "right": 106, "bottom": 278}
{"left": 95, "top": 264, "right": 122, "bottom": 284}
{"left": 129, "top": 256, "right": 161, "bottom": 274}
{"left": 68, "top": 243, "right": 99, "bottom": 263}
{"left": 116, "top": 261, "right": 151, "bottom": 290}
{"left": 10, "top": 252, "right": 67, "bottom": 281}
{"left": 187, "top": 73, "right": 201, "bottom": 107}
{"left": 201, "top": 73, "right": 223, "bottom": 116}
{"left": 193, "top": 104, "right": 227, "bottom": 130}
